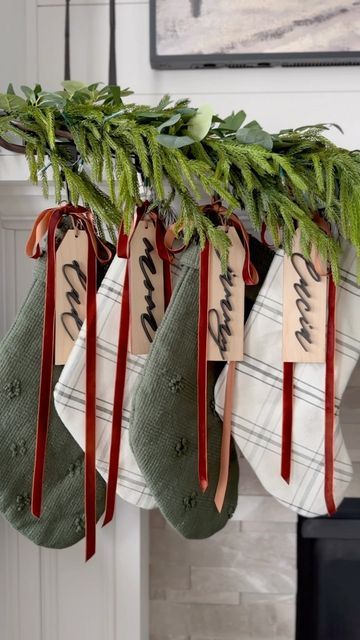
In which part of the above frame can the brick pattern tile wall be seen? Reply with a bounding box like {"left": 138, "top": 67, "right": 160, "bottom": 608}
{"left": 150, "top": 364, "right": 360, "bottom": 640}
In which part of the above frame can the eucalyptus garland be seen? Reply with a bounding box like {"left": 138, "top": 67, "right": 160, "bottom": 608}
{"left": 1, "top": 80, "right": 360, "bottom": 280}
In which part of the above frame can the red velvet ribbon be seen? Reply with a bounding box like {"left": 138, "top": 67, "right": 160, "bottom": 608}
{"left": 324, "top": 275, "right": 337, "bottom": 514}
{"left": 102, "top": 202, "right": 172, "bottom": 526}
{"left": 281, "top": 219, "right": 337, "bottom": 514}
{"left": 27, "top": 204, "right": 111, "bottom": 561}
{"left": 281, "top": 362, "right": 294, "bottom": 484}
{"left": 281, "top": 280, "right": 337, "bottom": 511}
{"left": 198, "top": 241, "right": 210, "bottom": 492}
{"left": 197, "top": 205, "right": 258, "bottom": 496}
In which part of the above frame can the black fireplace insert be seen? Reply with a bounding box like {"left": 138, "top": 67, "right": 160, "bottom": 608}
{"left": 296, "top": 498, "right": 360, "bottom": 640}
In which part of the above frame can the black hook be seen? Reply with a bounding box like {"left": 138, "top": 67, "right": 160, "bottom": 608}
{"left": 64, "top": 0, "right": 71, "bottom": 81}
{"left": 109, "top": 0, "right": 117, "bottom": 85}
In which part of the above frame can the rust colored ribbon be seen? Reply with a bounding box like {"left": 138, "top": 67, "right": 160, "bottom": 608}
{"left": 214, "top": 360, "right": 236, "bottom": 512}
{"left": 281, "top": 362, "right": 294, "bottom": 483}
{"left": 280, "top": 217, "right": 335, "bottom": 505}
{"left": 198, "top": 204, "right": 258, "bottom": 501}
{"left": 281, "top": 278, "right": 337, "bottom": 510}
{"left": 27, "top": 204, "right": 111, "bottom": 561}
{"left": 214, "top": 214, "right": 258, "bottom": 511}
{"left": 102, "top": 203, "right": 172, "bottom": 526}
{"left": 198, "top": 240, "right": 210, "bottom": 492}
{"left": 324, "top": 275, "right": 337, "bottom": 514}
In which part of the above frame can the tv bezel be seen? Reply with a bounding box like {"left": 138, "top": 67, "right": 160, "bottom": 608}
{"left": 150, "top": 0, "right": 360, "bottom": 70}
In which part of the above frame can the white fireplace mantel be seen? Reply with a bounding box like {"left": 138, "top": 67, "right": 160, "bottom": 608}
{"left": 0, "top": 150, "right": 149, "bottom": 640}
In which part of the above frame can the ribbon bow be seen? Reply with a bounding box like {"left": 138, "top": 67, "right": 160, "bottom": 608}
{"left": 27, "top": 204, "right": 112, "bottom": 561}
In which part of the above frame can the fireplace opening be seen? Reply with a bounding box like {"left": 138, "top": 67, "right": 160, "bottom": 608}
{"left": 296, "top": 498, "right": 360, "bottom": 640}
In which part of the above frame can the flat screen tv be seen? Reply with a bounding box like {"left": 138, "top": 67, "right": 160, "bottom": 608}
{"left": 150, "top": 0, "right": 360, "bottom": 69}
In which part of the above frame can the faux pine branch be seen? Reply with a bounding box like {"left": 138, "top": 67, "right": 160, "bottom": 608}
{"left": 0, "top": 81, "right": 359, "bottom": 280}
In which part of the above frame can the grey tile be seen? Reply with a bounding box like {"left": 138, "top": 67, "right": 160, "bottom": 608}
{"left": 150, "top": 527, "right": 296, "bottom": 569}
{"left": 150, "top": 562, "right": 191, "bottom": 593}
{"left": 150, "top": 636, "right": 189, "bottom": 640}
{"left": 240, "top": 521, "right": 297, "bottom": 533}
{"left": 150, "top": 509, "right": 166, "bottom": 529}
{"left": 191, "top": 636, "right": 292, "bottom": 640}
{"left": 345, "top": 362, "right": 360, "bottom": 388}
{"left": 345, "top": 462, "right": 360, "bottom": 497}
{"left": 342, "top": 423, "right": 360, "bottom": 461}
{"left": 241, "top": 593, "right": 295, "bottom": 638}
{"left": 191, "top": 565, "right": 296, "bottom": 595}
{"left": 150, "top": 602, "right": 248, "bottom": 638}
{"left": 151, "top": 600, "right": 294, "bottom": 638}
{"left": 163, "top": 520, "right": 241, "bottom": 536}
{"left": 340, "top": 387, "right": 360, "bottom": 424}
{"left": 234, "top": 496, "right": 297, "bottom": 523}
{"left": 160, "top": 589, "right": 239, "bottom": 605}
{"left": 238, "top": 460, "right": 268, "bottom": 496}
{"left": 241, "top": 593, "right": 295, "bottom": 604}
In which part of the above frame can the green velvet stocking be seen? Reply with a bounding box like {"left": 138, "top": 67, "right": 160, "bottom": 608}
{"left": 130, "top": 244, "right": 239, "bottom": 538}
{"left": 0, "top": 256, "right": 106, "bottom": 548}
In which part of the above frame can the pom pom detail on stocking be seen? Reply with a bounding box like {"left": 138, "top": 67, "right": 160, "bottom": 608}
{"left": 0, "top": 256, "right": 106, "bottom": 548}
{"left": 129, "top": 244, "right": 240, "bottom": 539}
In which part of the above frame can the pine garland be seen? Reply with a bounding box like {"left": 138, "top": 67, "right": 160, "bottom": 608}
{"left": 0, "top": 81, "right": 359, "bottom": 280}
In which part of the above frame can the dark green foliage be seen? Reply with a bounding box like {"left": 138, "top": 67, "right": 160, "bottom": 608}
{"left": 0, "top": 82, "right": 359, "bottom": 279}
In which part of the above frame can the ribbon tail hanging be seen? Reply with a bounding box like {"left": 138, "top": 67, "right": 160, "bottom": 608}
{"left": 29, "top": 204, "right": 111, "bottom": 560}
{"left": 102, "top": 211, "right": 141, "bottom": 527}
{"left": 324, "top": 275, "right": 337, "bottom": 515}
{"left": 102, "top": 264, "right": 130, "bottom": 526}
{"left": 214, "top": 360, "right": 236, "bottom": 512}
{"left": 31, "top": 212, "right": 61, "bottom": 517}
{"left": 281, "top": 362, "right": 294, "bottom": 484}
{"left": 197, "top": 241, "right": 210, "bottom": 493}
{"left": 84, "top": 243, "right": 98, "bottom": 560}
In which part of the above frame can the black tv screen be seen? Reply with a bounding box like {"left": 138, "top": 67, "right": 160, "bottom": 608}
{"left": 150, "top": 0, "right": 360, "bottom": 69}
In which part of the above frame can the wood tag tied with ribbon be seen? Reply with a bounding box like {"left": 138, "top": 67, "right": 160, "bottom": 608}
{"left": 55, "top": 229, "right": 88, "bottom": 365}
{"left": 207, "top": 226, "right": 245, "bottom": 362}
{"left": 102, "top": 202, "right": 172, "bottom": 529}
{"left": 281, "top": 223, "right": 337, "bottom": 516}
{"left": 198, "top": 205, "right": 258, "bottom": 513}
{"left": 283, "top": 228, "right": 327, "bottom": 364}
{"left": 129, "top": 219, "right": 165, "bottom": 355}
{"left": 26, "top": 204, "right": 112, "bottom": 562}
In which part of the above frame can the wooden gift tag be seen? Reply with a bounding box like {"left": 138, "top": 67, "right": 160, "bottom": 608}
{"left": 207, "top": 226, "right": 245, "bottom": 361}
{"left": 283, "top": 228, "right": 327, "bottom": 363}
{"left": 55, "top": 230, "right": 88, "bottom": 365}
{"left": 129, "top": 220, "right": 165, "bottom": 355}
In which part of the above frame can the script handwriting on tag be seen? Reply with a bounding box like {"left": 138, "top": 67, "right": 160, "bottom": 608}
{"left": 207, "top": 226, "right": 245, "bottom": 362}
{"left": 129, "top": 220, "right": 165, "bottom": 355}
{"left": 55, "top": 230, "right": 88, "bottom": 365}
{"left": 283, "top": 228, "right": 327, "bottom": 363}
